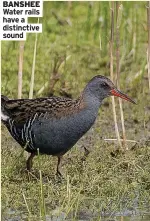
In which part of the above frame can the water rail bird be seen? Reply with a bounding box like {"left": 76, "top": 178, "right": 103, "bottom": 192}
{"left": 1, "top": 75, "right": 136, "bottom": 175}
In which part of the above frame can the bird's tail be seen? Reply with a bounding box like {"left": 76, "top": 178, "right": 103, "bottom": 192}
{"left": 1, "top": 95, "right": 9, "bottom": 122}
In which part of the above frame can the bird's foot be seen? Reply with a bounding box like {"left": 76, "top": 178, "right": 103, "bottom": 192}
{"left": 56, "top": 170, "right": 63, "bottom": 177}
{"left": 81, "top": 146, "right": 90, "bottom": 161}
{"left": 25, "top": 168, "right": 39, "bottom": 181}
{"left": 24, "top": 169, "right": 33, "bottom": 181}
{"left": 55, "top": 170, "right": 65, "bottom": 182}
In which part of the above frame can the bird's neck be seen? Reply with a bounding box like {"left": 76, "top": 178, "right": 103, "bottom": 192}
{"left": 79, "top": 87, "right": 103, "bottom": 115}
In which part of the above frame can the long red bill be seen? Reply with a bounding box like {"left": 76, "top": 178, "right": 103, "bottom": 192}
{"left": 110, "top": 89, "right": 136, "bottom": 104}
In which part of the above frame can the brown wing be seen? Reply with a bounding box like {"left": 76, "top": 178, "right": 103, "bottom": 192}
{"left": 4, "top": 96, "right": 81, "bottom": 124}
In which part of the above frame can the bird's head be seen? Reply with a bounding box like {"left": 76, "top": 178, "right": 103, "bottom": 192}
{"left": 84, "top": 75, "right": 136, "bottom": 104}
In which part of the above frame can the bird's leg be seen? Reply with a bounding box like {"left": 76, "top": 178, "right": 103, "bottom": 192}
{"left": 84, "top": 146, "right": 90, "bottom": 157}
{"left": 81, "top": 146, "right": 90, "bottom": 161}
{"left": 26, "top": 153, "right": 36, "bottom": 172}
{"left": 56, "top": 156, "right": 63, "bottom": 177}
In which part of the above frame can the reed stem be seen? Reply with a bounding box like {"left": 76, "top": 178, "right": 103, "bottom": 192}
{"left": 18, "top": 41, "right": 25, "bottom": 99}
{"left": 29, "top": 18, "right": 39, "bottom": 99}
{"left": 147, "top": 1, "right": 150, "bottom": 91}
{"left": 110, "top": 1, "right": 122, "bottom": 148}
{"left": 116, "top": 3, "right": 127, "bottom": 149}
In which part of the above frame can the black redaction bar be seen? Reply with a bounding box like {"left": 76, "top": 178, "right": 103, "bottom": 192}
{"left": 3, "top": 1, "right": 40, "bottom": 7}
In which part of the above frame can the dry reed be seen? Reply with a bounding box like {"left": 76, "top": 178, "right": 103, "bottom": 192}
{"left": 116, "top": 3, "right": 127, "bottom": 149}
{"left": 18, "top": 41, "right": 25, "bottom": 99}
{"left": 110, "top": 1, "right": 122, "bottom": 148}
{"left": 147, "top": 1, "right": 150, "bottom": 91}
{"left": 29, "top": 18, "right": 39, "bottom": 99}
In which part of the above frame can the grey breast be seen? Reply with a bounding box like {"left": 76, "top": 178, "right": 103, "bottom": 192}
{"left": 31, "top": 108, "right": 97, "bottom": 155}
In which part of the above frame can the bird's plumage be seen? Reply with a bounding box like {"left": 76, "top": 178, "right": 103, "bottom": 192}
{"left": 2, "top": 96, "right": 84, "bottom": 123}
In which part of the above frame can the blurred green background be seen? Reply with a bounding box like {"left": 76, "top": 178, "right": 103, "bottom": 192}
{"left": 1, "top": 1, "right": 148, "bottom": 99}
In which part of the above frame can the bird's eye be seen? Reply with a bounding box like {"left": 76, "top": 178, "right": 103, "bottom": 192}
{"left": 102, "top": 83, "right": 108, "bottom": 88}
